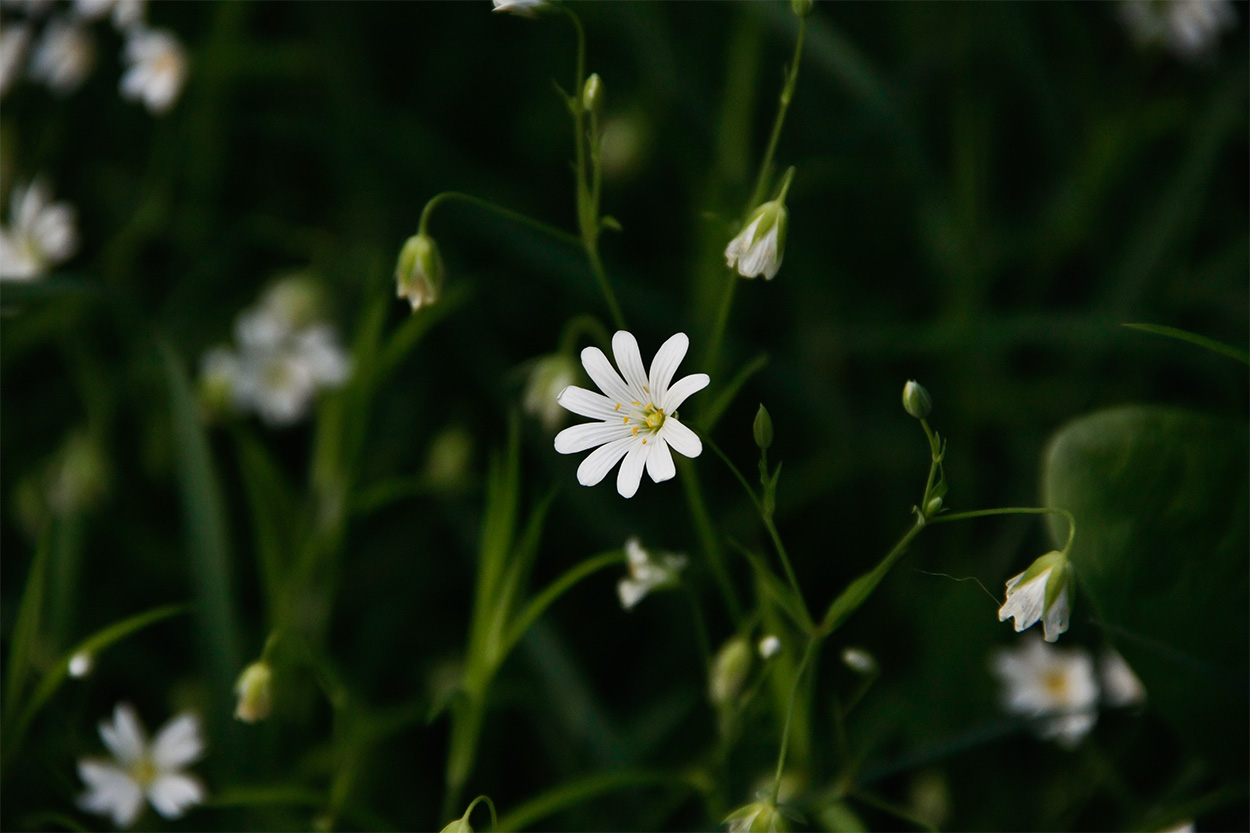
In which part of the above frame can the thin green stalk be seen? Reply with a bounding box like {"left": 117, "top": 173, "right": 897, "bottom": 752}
{"left": 679, "top": 461, "right": 744, "bottom": 624}
{"left": 747, "top": 18, "right": 807, "bottom": 212}
{"left": 417, "top": 191, "right": 581, "bottom": 249}
{"left": 503, "top": 551, "right": 623, "bottom": 654}
{"left": 770, "top": 636, "right": 819, "bottom": 806}
{"left": 584, "top": 244, "right": 626, "bottom": 331}
{"left": 931, "top": 506, "right": 1077, "bottom": 552}
{"left": 820, "top": 516, "right": 926, "bottom": 635}
{"left": 497, "top": 770, "right": 690, "bottom": 832}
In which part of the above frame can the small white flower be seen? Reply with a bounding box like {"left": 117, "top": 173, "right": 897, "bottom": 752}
{"left": 998, "top": 550, "right": 1072, "bottom": 643}
{"left": 724, "top": 198, "right": 788, "bottom": 280}
{"left": 78, "top": 703, "right": 206, "bottom": 829}
{"left": 0, "top": 22, "right": 32, "bottom": 98}
{"left": 991, "top": 637, "right": 1099, "bottom": 748}
{"left": 0, "top": 178, "right": 78, "bottom": 281}
{"left": 1100, "top": 649, "right": 1146, "bottom": 707}
{"left": 616, "top": 536, "right": 686, "bottom": 610}
{"left": 1120, "top": 0, "right": 1236, "bottom": 62}
{"left": 28, "top": 16, "right": 95, "bottom": 94}
{"left": 758, "top": 635, "right": 781, "bottom": 660}
{"left": 554, "top": 331, "right": 709, "bottom": 499}
{"left": 120, "top": 27, "right": 186, "bottom": 114}
{"left": 523, "top": 353, "right": 579, "bottom": 432}
{"left": 68, "top": 651, "right": 93, "bottom": 678}
{"left": 491, "top": 0, "right": 548, "bottom": 17}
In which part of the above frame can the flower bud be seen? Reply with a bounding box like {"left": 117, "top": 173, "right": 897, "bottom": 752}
{"left": 725, "top": 199, "right": 788, "bottom": 280}
{"left": 924, "top": 496, "right": 943, "bottom": 517}
{"left": 581, "top": 73, "right": 602, "bottom": 114}
{"left": 753, "top": 404, "right": 774, "bottom": 450}
{"left": 68, "top": 650, "right": 94, "bottom": 678}
{"left": 709, "top": 636, "right": 753, "bottom": 706}
{"left": 439, "top": 817, "right": 472, "bottom": 833}
{"left": 234, "top": 661, "right": 274, "bottom": 723}
{"left": 841, "top": 647, "right": 877, "bottom": 675}
{"left": 902, "top": 380, "right": 932, "bottom": 420}
{"left": 790, "top": 0, "right": 814, "bottom": 18}
{"left": 724, "top": 801, "right": 788, "bottom": 833}
{"left": 998, "top": 550, "right": 1072, "bottom": 642}
{"left": 758, "top": 635, "right": 781, "bottom": 659}
{"left": 523, "top": 354, "right": 580, "bottom": 432}
{"left": 395, "top": 233, "right": 443, "bottom": 312}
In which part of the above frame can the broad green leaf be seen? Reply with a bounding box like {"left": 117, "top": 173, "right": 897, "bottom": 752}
{"left": 1042, "top": 405, "right": 1248, "bottom": 773}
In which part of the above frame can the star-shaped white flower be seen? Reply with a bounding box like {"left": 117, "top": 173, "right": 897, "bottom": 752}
{"left": 78, "top": 703, "right": 207, "bottom": 829}
{"left": 554, "top": 331, "right": 708, "bottom": 498}
{"left": 998, "top": 550, "right": 1071, "bottom": 643}
{"left": 119, "top": 27, "right": 186, "bottom": 114}
{"left": 617, "top": 536, "right": 687, "bottom": 610}
{"left": 0, "top": 178, "right": 78, "bottom": 281}
{"left": 990, "top": 637, "right": 1099, "bottom": 748}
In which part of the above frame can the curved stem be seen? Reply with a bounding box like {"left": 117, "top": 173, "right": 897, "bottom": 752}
{"left": 558, "top": 313, "right": 613, "bottom": 355}
{"left": 417, "top": 191, "right": 581, "bottom": 248}
{"left": 462, "top": 795, "right": 498, "bottom": 831}
{"left": 503, "top": 551, "right": 623, "bottom": 654}
{"left": 770, "top": 636, "right": 819, "bottom": 805}
{"left": 931, "top": 506, "right": 1077, "bottom": 552}
{"left": 746, "top": 18, "right": 806, "bottom": 212}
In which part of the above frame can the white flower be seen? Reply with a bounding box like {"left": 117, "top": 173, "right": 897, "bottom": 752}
{"left": 990, "top": 637, "right": 1099, "bottom": 748}
{"left": 523, "top": 353, "right": 579, "bottom": 432}
{"left": 554, "top": 331, "right": 709, "bottom": 498}
{"left": 78, "top": 703, "right": 206, "bottom": 828}
{"left": 74, "top": 0, "right": 146, "bottom": 30}
{"left": 28, "top": 16, "right": 95, "bottom": 94}
{"left": 724, "top": 198, "right": 788, "bottom": 280}
{"left": 491, "top": 0, "right": 548, "bottom": 17}
{"left": 998, "top": 550, "right": 1072, "bottom": 643}
{"left": 758, "top": 635, "right": 781, "bottom": 659}
{"left": 617, "top": 536, "right": 686, "bottom": 610}
{"left": 120, "top": 27, "right": 186, "bottom": 114}
{"left": 1120, "top": 0, "right": 1236, "bottom": 62}
{"left": 1100, "top": 649, "right": 1146, "bottom": 707}
{"left": 0, "top": 178, "right": 78, "bottom": 281}
{"left": 0, "top": 22, "right": 32, "bottom": 98}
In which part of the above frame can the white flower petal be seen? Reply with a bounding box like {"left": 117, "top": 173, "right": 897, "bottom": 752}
{"left": 659, "top": 417, "right": 701, "bottom": 459}
{"left": 644, "top": 436, "right": 675, "bottom": 483}
{"left": 663, "top": 373, "right": 710, "bottom": 412}
{"left": 554, "top": 421, "right": 631, "bottom": 454}
{"left": 611, "top": 331, "right": 649, "bottom": 397}
{"left": 150, "top": 712, "right": 203, "bottom": 769}
{"left": 576, "top": 436, "right": 635, "bottom": 487}
{"left": 78, "top": 760, "right": 144, "bottom": 829}
{"left": 1041, "top": 582, "right": 1070, "bottom": 643}
{"left": 579, "top": 345, "right": 634, "bottom": 405}
{"left": 724, "top": 216, "right": 761, "bottom": 268}
{"left": 615, "top": 441, "right": 649, "bottom": 498}
{"left": 624, "top": 537, "right": 648, "bottom": 570}
{"left": 998, "top": 568, "right": 1049, "bottom": 633}
{"left": 100, "top": 704, "right": 147, "bottom": 766}
{"left": 556, "top": 385, "right": 620, "bottom": 420}
{"left": 647, "top": 332, "right": 688, "bottom": 403}
{"left": 617, "top": 578, "right": 647, "bottom": 610}
{"left": 146, "top": 772, "right": 205, "bottom": 819}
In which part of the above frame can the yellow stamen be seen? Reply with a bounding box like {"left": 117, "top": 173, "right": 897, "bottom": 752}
{"left": 614, "top": 403, "right": 621, "bottom": 411}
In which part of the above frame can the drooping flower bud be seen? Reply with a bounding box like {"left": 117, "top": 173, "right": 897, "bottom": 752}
{"left": 725, "top": 199, "right": 788, "bottom": 280}
{"left": 395, "top": 233, "right": 443, "bottom": 312}
{"left": 902, "top": 380, "right": 932, "bottom": 420}
{"left": 998, "top": 550, "right": 1073, "bottom": 642}
{"left": 234, "top": 661, "right": 274, "bottom": 723}
{"left": 724, "top": 801, "right": 788, "bottom": 833}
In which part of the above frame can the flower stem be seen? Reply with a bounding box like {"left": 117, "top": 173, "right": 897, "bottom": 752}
{"left": 679, "top": 460, "right": 744, "bottom": 625}
{"left": 930, "top": 506, "right": 1077, "bottom": 552}
{"left": 769, "top": 635, "right": 819, "bottom": 806}
{"left": 503, "top": 551, "right": 623, "bottom": 654}
{"left": 417, "top": 191, "right": 581, "bottom": 248}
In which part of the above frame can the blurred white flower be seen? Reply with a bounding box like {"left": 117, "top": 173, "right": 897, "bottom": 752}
{"left": 991, "top": 637, "right": 1099, "bottom": 748}
{"left": 725, "top": 197, "right": 788, "bottom": 280}
{"left": 0, "top": 178, "right": 78, "bottom": 281}
{"left": 74, "top": 0, "right": 145, "bottom": 30}
{"left": 78, "top": 703, "right": 206, "bottom": 829}
{"left": 0, "top": 22, "right": 31, "bottom": 97}
{"left": 1120, "top": 0, "right": 1236, "bottom": 62}
{"left": 523, "top": 353, "right": 579, "bottom": 432}
{"left": 120, "top": 27, "right": 186, "bottom": 114}
{"left": 554, "top": 331, "right": 708, "bottom": 499}
{"left": 68, "top": 650, "right": 94, "bottom": 678}
{"left": 28, "top": 16, "right": 95, "bottom": 94}
{"left": 758, "top": 635, "right": 781, "bottom": 659}
{"left": 724, "top": 801, "right": 786, "bottom": 833}
{"left": 491, "top": 0, "right": 548, "bottom": 17}
{"left": 1100, "top": 649, "right": 1146, "bottom": 707}
{"left": 998, "top": 550, "right": 1072, "bottom": 643}
{"left": 617, "top": 536, "right": 686, "bottom": 610}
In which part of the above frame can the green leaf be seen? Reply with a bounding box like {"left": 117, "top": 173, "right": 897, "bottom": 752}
{"left": 3, "top": 529, "right": 51, "bottom": 719}
{"left": 1123, "top": 322, "right": 1249, "bottom": 365}
{"left": 1042, "top": 405, "right": 1248, "bottom": 773}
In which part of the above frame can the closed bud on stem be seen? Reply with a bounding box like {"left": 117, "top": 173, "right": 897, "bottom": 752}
{"left": 582, "top": 72, "right": 603, "bottom": 114}
{"left": 753, "top": 404, "right": 774, "bottom": 450}
{"left": 902, "top": 380, "right": 932, "bottom": 420}
{"left": 790, "top": 0, "right": 814, "bottom": 18}
{"left": 234, "top": 661, "right": 274, "bottom": 723}
{"left": 925, "top": 496, "right": 943, "bottom": 517}
{"left": 724, "top": 801, "right": 788, "bottom": 833}
{"left": 395, "top": 233, "right": 443, "bottom": 312}
{"left": 709, "top": 636, "right": 753, "bottom": 706}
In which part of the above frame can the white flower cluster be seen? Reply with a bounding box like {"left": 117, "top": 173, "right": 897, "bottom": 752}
{"left": 1, "top": 0, "right": 186, "bottom": 113}
{"left": 991, "top": 638, "right": 1146, "bottom": 748}
{"left": 200, "top": 277, "right": 353, "bottom": 427}
{"left": 0, "top": 178, "right": 77, "bottom": 280}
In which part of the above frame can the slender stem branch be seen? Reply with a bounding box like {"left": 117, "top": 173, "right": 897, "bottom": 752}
{"left": 585, "top": 244, "right": 627, "bottom": 331}
{"left": 770, "top": 636, "right": 819, "bottom": 805}
{"left": 503, "top": 551, "right": 623, "bottom": 654}
{"left": 931, "top": 506, "right": 1077, "bottom": 552}
{"left": 746, "top": 17, "right": 806, "bottom": 213}
{"left": 679, "top": 460, "right": 744, "bottom": 624}
{"left": 417, "top": 191, "right": 581, "bottom": 248}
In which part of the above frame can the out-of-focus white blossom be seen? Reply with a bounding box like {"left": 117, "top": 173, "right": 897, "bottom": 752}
{"left": 758, "top": 635, "right": 781, "bottom": 660}
{"left": 78, "top": 703, "right": 206, "bottom": 828}
{"left": 0, "top": 178, "right": 78, "bottom": 281}
{"left": 1120, "top": 0, "right": 1236, "bottom": 62}
{"left": 28, "top": 16, "right": 95, "bottom": 94}
{"left": 991, "top": 637, "right": 1099, "bottom": 748}
{"left": 523, "top": 353, "right": 579, "bottom": 432}
{"left": 0, "top": 22, "right": 31, "bottom": 97}
{"left": 120, "top": 27, "right": 186, "bottom": 114}
{"left": 617, "top": 536, "right": 686, "bottom": 610}
{"left": 74, "top": 0, "right": 146, "bottom": 30}
{"left": 841, "top": 647, "right": 877, "bottom": 675}
{"left": 68, "top": 651, "right": 94, "bottom": 678}
{"left": 1100, "top": 649, "right": 1147, "bottom": 707}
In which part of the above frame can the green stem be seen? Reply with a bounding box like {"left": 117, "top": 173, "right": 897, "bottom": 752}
{"left": 417, "top": 191, "right": 581, "bottom": 248}
{"left": 747, "top": 18, "right": 806, "bottom": 212}
{"left": 461, "top": 795, "right": 498, "bottom": 831}
{"left": 584, "top": 244, "right": 627, "bottom": 331}
{"left": 770, "top": 636, "right": 819, "bottom": 805}
{"left": 931, "top": 506, "right": 1077, "bottom": 552}
{"left": 679, "top": 460, "right": 744, "bottom": 624}
{"left": 820, "top": 516, "right": 926, "bottom": 635}
{"left": 503, "top": 551, "right": 623, "bottom": 654}
{"left": 497, "top": 770, "right": 693, "bottom": 832}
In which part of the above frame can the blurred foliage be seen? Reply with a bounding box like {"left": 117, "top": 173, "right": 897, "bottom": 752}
{"left": 2, "top": 2, "right": 1247, "bottom": 831}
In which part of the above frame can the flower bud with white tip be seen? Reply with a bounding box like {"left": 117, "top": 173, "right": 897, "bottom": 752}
{"left": 724, "top": 801, "right": 788, "bottom": 833}
{"left": 582, "top": 72, "right": 602, "bottom": 114}
{"left": 725, "top": 196, "right": 788, "bottom": 281}
{"left": 69, "top": 650, "right": 94, "bottom": 678}
{"left": 998, "top": 550, "right": 1073, "bottom": 643}
{"left": 790, "top": 0, "right": 813, "bottom": 18}
{"left": 709, "top": 636, "right": 753, "bottom": 706}
{"left": 841, "top": 647, "right": 877, "bottom": 675}
{"left": 394, "top": 233, "right": 443, "bottom": 312}
{"left": 902, "top": 380, "right": 932, "bottom": 420}
{"left": 491, "top": 0, "right": 548, "bottom": 17}
{"left": 758, "top": 635, "right": 781, "bottom": 660}
{"left": 523, "top": 353, "right": 580, "bottom": 432}
{"left": 233, "top": 661, "right": 274, "bottom": 723}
